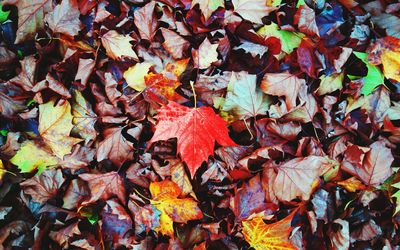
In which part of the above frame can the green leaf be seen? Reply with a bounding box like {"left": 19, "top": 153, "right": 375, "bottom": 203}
{"left": 296, "top": 0, "right": 306, "bottom": 7}
{"left": 0, "top": 130, "right": 8, "bottom": 137}
{"left": 257, "top": 22, "right": 304, "bottom": 54}
{"left": 0, "top": 5, "right": 10, "bottom": 23}
{"left": 353, "top": 52, "right": 384, "bottom": 96}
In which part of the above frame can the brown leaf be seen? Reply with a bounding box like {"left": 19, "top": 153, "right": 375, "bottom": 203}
{"left": 134, "top": 1, "right": 158, "bottom": 41}
{"left": 74, "top": 58, "right": 95, "bottom": 88}
{"left": 261, "top": 73, "right": 306, "bottom": 110}
{"left": 8, "top": 56, "right": 37, "bottom": 91}
{"left": 3, "top": 0, "right": 53, "bottom": 43}
{"left": 192, "top": 38, "right": 219, "bottom": 69}
{"left": 49, "top": 222, "right": 80, "bottom": 248}
{"left": 341, "top": 141, "right": 393, "bottom": 186}
{"left": 97, "top": 126, "right": 142, "bottom": 167}
{"left": 329, "top": 219, "right": 350, "bottom": 250}
{"left": 80, "top": 171, "right": 126, "bottom": 204}
{"left": 45, "top": 0, "right": 82, "bottom": 36}
{"left": 20, "top": 169, "right": 65, "bottom": 204}
{"left": 160, "top": 28, "right": 189, "bottom": 59}
{"left": 273, "top": 156, "right": 337, "bottom": 201}
{"left": 63, "top": 179, "right": 89, "bottom": 210}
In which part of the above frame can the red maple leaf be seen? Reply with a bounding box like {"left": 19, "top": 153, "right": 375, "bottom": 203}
{"left": 150, "top": 101, "right": 237, "bottom": 177}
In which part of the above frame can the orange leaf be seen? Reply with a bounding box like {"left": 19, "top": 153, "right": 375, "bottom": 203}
{"left": 242, "top": 210, "right": 297, "bottom": 250}
{"left": 150, "top": 180, "right": 203, "bottom": 236}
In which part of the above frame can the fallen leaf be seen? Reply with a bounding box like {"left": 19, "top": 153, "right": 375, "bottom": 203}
{"left": 242, "top": 209, "right": 297, "bottom": 250}
{"left": 150, "top": 101, "right": 237, "bottom": 177}
{"left": 316, "top": 73, "right": 343, "bottom": 96}
{"left": 329, "top": 219, "right": 350, "bottom": 250}
{"left": 191, "top": 0, "right": 224, "bottom": 20}
{"left": 97, "top": 126, "right": 141, "bottom": 167}
{"left": 352, "top": 51, "right": 384, "bottom": 96}
{"left": 101, "top": 199, "right": 133, "bottom": 244}
{"left": 123, "top": 62, "right": 153, "bottom": 91}
{"left": 49, "top": 222, "right": 80, "bottom": 248}
{"left": 20, "top": 168, "right": 65, "bottom": 204}
{"left": 101, "top": 30, "right": 138, "bottom": 61}
{"left": 230, "top": 174, "right": 268, "bottom": 221}
{"left": 71, "top": 90, "right": 97, "bottom": 144}
{"left": 150, "top": 180, "right": 203, "bottom": 236}
{"left": 8, "top": 56, "right": 37, "bottom": 91}
{"left": 341, "top": 141, "right": 393, "bottom": 187}
{"left": 261, "top": 72, "right": 306, "bottom": 110}
{"left": 273, "top": 156, "right": 337, "bottom": 201}
{"left": 368, "top": 36, "right": 400, "bottom": 82}
{"left": 3, "top": 0, "right": 53, "bottom": 43}
{"left": 10, "top": 141, "right": 58, "bottom": 173}
{"left": 45, "top": 0, "right": 81, "bottom": 36}
{"left": 39, "top": 99, "right": 82, "bottom": 159}
{"left": 80, "top": 171, "right": 126, "bottom": 204}
{"left": 160, "top": 28, "right": 190, "bottom": 59}
{"left": 134, "top": 1, "right": 157, "bottom": 42}
{"left": 232, "top": 0, "right": 276, "bottom": 24}
{"left": 222, "top": 71, "right": 269, "bottom": 119}
{"left": 192, "top": 38, "right": 219, "bottom": 69}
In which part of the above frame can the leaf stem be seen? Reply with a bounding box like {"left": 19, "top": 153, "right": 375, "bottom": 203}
{"left": 190, "top": 81, "right": 197, "bottom": 108}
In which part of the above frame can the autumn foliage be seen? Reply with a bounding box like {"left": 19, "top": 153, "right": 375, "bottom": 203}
{"left": 0, "top": 0, "right": 400, "bottom": 249}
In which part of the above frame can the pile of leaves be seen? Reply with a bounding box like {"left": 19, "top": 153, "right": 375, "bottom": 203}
{"left": 0, "top": 0, "right": 400, "bottom": 249}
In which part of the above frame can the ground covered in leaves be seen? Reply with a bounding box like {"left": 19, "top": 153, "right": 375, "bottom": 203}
{"left": 0, "top": 0, "right": 400, "bottom": 249}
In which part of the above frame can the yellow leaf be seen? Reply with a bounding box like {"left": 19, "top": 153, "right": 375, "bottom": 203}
{"left": 368, "top": 37, "right": 400, "bottom": 82}
{"left": 149, "top": 180, "right": 203, "bottom": 236}
{"left": 39, "top": 100, "right": 82, "bottom": 159}
{"left": 123, "top": 62, "right": 153, "bottom": 91}
{"left": 165, "top": 58, "right": 190, "bottom": 77}
{"left": 0, "top": 160, "right": 6, "bottom": 181}
{"left": 10, "top": 141, "right": 58, "bottom": 173}
{"left": 242, "top": 210, "right": 297, "bottom": 250}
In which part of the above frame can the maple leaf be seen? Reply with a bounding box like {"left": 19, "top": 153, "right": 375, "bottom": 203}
{"left": 261, "top": 72, "right": 306, "bottom": 110}
{"left": 222, "top": 71, "right": 270, "bottom": 119}
{"left": 39, "top": 99, "right": 82, "bottom": 159}
{"left": 44, "top": 0, "right": 82, "bottom": 36}
{"left": 97, "top": 126, "right": 142, "bottom": 167}
{"left": 160, "top": 28, "right": 190, "bottom": 59}
{"left": 63, "top": 179, "right": 89, "bottom": 210}
{"left": 74, "top": 58, "right": 95, "bottom": 88}
{"left": 191, "top": 0, "right": 224, "bottom": 20}
{"left": 149, "top": 180, "right": 203, "bottom": 236}
{"left": 80, "top": 171, "right": 126, "bottom": 204}
{"left": 10, "top": 140, "right": 58, "bottom": 173}
{"left": 134, "top": 1, "right": 157, "bottom": 42}
{"left": 341, "top": 141, "right": 393, "bottom": 187}
{"left": 3, "top": 0, "right": 53, "bottom": 43}
{"left": 232, "top": 0, "right": 277, "bottom": 24}
{"left": 192, "top": 38, "right": 219, "bottom": 69}
{"left": 242, "top": 209, "right": 297, "bottom": 250}
{"left": 101, "top": 30, "right": 138, "bottom": 61}
{"left": 150, "top": 101, "right": 237, "bottom": 177}
{"left": 273, "top": 156, "right": 337, "bottom": 201}
{"left": 20, "top": 169, "right": 65, "bottom": 204}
